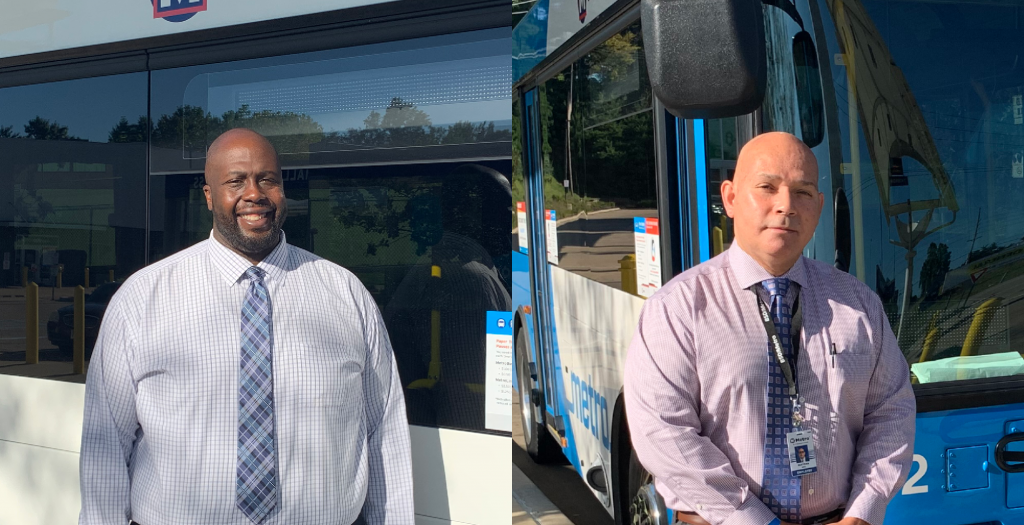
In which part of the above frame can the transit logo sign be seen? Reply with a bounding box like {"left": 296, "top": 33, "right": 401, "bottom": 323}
{"left": 152, "top": 0, "right": 207, "bottom": 21}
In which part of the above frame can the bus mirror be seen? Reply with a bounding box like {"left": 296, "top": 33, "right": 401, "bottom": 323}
{"left": 640, "top": 0, "right": 766, "bottom": 119}
{"left": 793, "top": 31, "right": 824, "bottom": 148}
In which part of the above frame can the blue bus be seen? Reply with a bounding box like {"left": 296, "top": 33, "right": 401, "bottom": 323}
{"left": 512, "top": 0, "right": 1024, "bottom": 523}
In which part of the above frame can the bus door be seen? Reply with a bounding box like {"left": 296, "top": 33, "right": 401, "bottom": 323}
{"left": 521, "top": 86, "right": 569, "bottom": 448}
{"left": 687, "top": 0, "right": 1024, "bottom": 521}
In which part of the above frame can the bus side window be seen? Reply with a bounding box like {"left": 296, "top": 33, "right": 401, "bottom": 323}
{"left": 792, "top": 31, "right": 825, "bottom": 148}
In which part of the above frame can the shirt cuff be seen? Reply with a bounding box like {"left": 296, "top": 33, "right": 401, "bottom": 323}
{"left": 845, "top": 489, "right": 889, "bottom": 525}
{"left": 719, "top": 495, "right": 778, "bottom": 525}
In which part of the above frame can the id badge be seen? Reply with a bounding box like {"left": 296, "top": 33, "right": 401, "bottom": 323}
{"left": 786, "top": 430, "right": 817, "bottom": 476}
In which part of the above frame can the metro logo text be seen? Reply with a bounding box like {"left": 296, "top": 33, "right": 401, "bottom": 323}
{"left": 568, "top": 371, "right": 610, "bottom": 450}
{"left": 154, "top": 0, "right": 207, "bottom": 19}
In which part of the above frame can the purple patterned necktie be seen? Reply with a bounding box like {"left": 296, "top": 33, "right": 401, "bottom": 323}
{"left": 759, "top": 277, "right": 800, "bottom": 522}
{"left": 237, "top": 266, "right": 278, "bottom": 523}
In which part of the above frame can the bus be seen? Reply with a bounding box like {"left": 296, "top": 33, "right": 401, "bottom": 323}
{"left": 0, "top": 1, "right": 510, "bottom": 523}
{"left": 512, "top": 0, "right": 1024, "bottom": 522}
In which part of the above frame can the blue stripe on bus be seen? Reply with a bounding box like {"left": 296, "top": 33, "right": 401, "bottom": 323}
{"left": 693, "top": 120, "right": 710, "bottom": 263}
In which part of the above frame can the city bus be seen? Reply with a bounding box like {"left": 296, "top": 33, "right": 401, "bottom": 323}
{"left": 0, "top": 1, "right": 510, "bottom": 523}
{"left": 512, "top": 0, "right": 1024, "bottom": 522}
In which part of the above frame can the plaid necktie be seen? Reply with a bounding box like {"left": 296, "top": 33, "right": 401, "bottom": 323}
{"left": 759, "top": 277, "right": 800, "bottom": 522}
{"left": 237, "top": 266, "right": 278, "bottom": 523}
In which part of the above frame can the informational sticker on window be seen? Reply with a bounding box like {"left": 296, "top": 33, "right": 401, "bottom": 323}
{"left": 517, "top": 202, "right": 528, "bottom": 253}
{"left": 546, "top": 210, "right": 559, "bottom": 265}
{"left": 633, "top": 217, "right": 662, "bottom": 297}
{"left": 484, "top": 311, "right": 514, "bottom": 433}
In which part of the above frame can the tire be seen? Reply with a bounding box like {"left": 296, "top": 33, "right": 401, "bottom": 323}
{"left": 516, "top": 328, "right": 563, "bottom": 463}
{"left": 627, "top": 448, "right": 668, "bottom": 525}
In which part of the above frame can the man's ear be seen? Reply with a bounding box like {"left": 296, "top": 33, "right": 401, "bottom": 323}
{"left": 721, "top": 179, "right": 737, "bottom": 218}
{"left": 204, "top": 184, "right": 213, "bottom": 211}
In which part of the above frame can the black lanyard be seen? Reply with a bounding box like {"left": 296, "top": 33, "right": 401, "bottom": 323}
{"left": 754, "top": 292, "right": 803, "bottom": 400}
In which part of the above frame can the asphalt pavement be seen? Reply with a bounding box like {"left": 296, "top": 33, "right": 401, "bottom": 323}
{"left": 512, "top": 397, "right": 616, "bottom": 525}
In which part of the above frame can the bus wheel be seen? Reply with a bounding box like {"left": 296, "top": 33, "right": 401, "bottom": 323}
{"left": 516, "top": 328, "right": 562, "bottom": 463}
{"left": 628, "top": 448, "right": 668, "bottom": 525}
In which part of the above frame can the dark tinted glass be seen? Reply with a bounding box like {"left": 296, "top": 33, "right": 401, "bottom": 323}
{"left": 809, "top": 0, "right": 1024, "bottom": 385}
{"left": 537, "top": 22, "right": 659, "bottom": 295}
{"left": 705, "top": 116, "right": 749, "bottom": 257}
{"left": 150, "top": 30, "right": 511, "bottom": 174}
{"left": 149, "top": 29, "right": 514, "bottom": 433}
{"left": 0, "top": 73, "right": 148, "bottom": 382}
{"left": 152, "top": 161, "right": 513, "bottom": 432}
{"left": 792, "top": 31, "right": 824, "bottom": 148}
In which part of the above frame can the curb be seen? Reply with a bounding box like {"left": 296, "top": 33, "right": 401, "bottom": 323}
{"left": 513, "top": 463, "right": 575, "bottom": 525}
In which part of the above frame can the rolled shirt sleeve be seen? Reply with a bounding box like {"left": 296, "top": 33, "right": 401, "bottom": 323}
{"left": 625, "top": 295, "right": 777, "bottom": 525}
{"left": 844, "top": 306, "right": 916, "bottom": 525}
{"left": 79, "top": 298, "right": 140, "bottom": 525}
{"left": 359, "top": 292, "right": 415, "bottom": 524}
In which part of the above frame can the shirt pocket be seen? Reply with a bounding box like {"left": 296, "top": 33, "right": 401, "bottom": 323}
{"left": 827, "top": 337, "right": 876, "bottom": 401}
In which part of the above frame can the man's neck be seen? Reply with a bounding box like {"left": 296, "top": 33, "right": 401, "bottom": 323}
{"left": 212, "top": 229, "right": 278, "bottom": 266}
{"left": 735, "top": 240, "right": 798, "bottom": 277}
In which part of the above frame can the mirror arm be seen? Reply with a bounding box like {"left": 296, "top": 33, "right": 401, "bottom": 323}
{"left": 761, "top": 0, "right": 805, "bottom": 30}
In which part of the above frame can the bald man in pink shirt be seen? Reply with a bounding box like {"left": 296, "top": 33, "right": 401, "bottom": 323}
{"left": 624, "top": 132, "right": 915, "bottom": 525}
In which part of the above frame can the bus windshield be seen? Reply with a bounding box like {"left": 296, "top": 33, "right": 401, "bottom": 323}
{"left": 774, "top": 0, "right": 1024, "bottom": 385}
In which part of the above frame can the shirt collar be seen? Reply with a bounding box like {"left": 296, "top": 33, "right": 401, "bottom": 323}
{"left": 207, "top": 230, "right": 290, "bottom": 287}
{"left": 728, "top": 241, "right": 807, "bottom": 291}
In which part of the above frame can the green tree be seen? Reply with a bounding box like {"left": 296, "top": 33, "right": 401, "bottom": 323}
{"left": 511, "top": 99, "right": 525, "bottom": 206}
{"left": 151, "top": 105, "right": 211, "bottom": 156}
{"left": 217, "top": 104, "right": 324, "bottom": 157}
{"left": 967, "top": 242, "right": 1002, "bottom": 264}
{"left": 364, "top": 111, "right": 382, "bottom": 129}
{"left": 108, "top": 116, "right": 150, "bottom": 143}
{"left": 0, "top": 125, "right": 19, "bottom": 138}
{"left": 875, "top": 265, "right": 899, "bottom": 319}
{"left": 919, "top": 242, "right": 951, "bottom": 300}
{"left": 23, "top": 116, "right": 82, "bottom": 141}
{"left": 380, "top": 97, "right": 432, "bottom": 129}
{"left": 151, "top": 104, "right": 324, "bottom": 158}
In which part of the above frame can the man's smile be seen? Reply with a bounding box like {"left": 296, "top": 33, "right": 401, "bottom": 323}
{"left": 237, "top": 209, "right": 274, "bottom": 229}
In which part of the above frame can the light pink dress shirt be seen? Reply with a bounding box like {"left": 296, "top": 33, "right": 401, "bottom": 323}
{"left": 624, "top": 243, "right": 916, "bottom": 525}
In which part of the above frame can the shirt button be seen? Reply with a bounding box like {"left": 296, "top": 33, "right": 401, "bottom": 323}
{"left": 697, "top": 504, "right": 704, "bottom": 510}
{"left": 808, "top": 489, "right": 815, "bottom": 495}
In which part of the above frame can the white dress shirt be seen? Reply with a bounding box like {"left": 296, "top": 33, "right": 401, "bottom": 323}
{"left": 79, "top": 232, "right": 414, "bottom": 525}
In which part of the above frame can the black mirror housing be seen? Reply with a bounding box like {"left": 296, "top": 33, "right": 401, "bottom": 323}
{"left": 641, "top": 0, "right": 767, "bottom": 119}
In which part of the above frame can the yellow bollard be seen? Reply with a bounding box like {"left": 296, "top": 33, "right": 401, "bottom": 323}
{"left": 84, "top": 267, "right": 90, "bottom": 288}
{"left": 73, "top": 286, "right": 86, "bottom": 374}
{"left": 108, "top": 269, "right": 114, "bottom": 283}
{"left": 918, "top": 312, "right": 940, "bottom": 363}
{"left": 21, "top": 266, "right": 27, "bottom": 287}
{"left": 619, "top": 254, "right": 637, "bottom": 295}
{"left": 961, "top": 297, "right": 1002, "bottom": 358}
{"left": 25, "top": 282, "right": 38, "bottom": 364}
{"left": 713, "top": 226, "right": 725, "bottom": 257}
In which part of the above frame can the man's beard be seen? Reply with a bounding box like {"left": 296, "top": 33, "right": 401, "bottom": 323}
{"left": 213, "top": 207, "right": 287, "bottom": 256}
